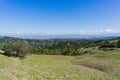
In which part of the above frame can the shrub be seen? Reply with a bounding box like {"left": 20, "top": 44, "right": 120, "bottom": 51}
{"left": 3, "top": 41, "right": 31, "bottom": 58}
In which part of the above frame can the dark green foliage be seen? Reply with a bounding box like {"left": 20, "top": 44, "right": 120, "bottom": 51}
{"left": 117, "top": 40, "right": 120, "bottom": 48}
{"left": 1, "top": 36, "right": 120, "bottom": 56}
{"left": 99, "top": 41, "right": 116, "bottom": 48}
{"left": 0, "top": 37, "right": 24, "bottom": 44}
{"left": 3, "top": 41, "right": 31, "bottom": 58}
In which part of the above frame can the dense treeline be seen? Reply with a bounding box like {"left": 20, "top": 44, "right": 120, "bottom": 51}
{"left": 99, "top": 40, "right": 120, "bottom": 48}
{"left": 0, "top": 36, "right": 120, "bottom": 58}
{"left": 0, "top": 36, "right": 24, "bottom": 44}
{"left": 27, "top": 39, "right": 96, "bottom": 49}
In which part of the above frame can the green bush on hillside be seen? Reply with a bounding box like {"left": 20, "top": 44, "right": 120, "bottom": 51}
{"left": 3, "top": 41, "right": 32, "bottom": 58}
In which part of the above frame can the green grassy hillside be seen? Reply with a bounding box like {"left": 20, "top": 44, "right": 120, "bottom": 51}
{"left": 75, "top": 48, "right": 120, "bottom": 80}
{"left": 0, "top": 51, "right": 119, "bottom": 80}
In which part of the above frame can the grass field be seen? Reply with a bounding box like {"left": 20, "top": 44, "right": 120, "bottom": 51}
{"left": 0, "top": 48, "right": 120, "bottom": 80}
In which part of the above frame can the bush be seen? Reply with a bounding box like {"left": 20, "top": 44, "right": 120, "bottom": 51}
{"left": 3, "top": 41, "right": 31, "bottom": 58}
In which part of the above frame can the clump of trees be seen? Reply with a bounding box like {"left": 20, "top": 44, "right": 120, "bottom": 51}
{"left": 99, "top": 40, "right": 120, "bottom": 49}
{"left": 99, "top": 41, "right": 116, "bottom": 48}
{"left": 117, "top": 40, "right": 120, "bottom": 48}
{"left": 2, "top": 41, "right": 32, "bottom": 58}
{"left": 32, "top": 48, "right": 92, "bottom": 56}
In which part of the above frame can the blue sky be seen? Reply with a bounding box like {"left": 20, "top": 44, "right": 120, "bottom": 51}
{"left": 0, "top": 0, "right": 120, "bottom": 35}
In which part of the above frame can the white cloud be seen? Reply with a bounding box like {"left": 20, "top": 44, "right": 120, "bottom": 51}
{"left": 94, "top": 29, "right": 120, "bottom": 34}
